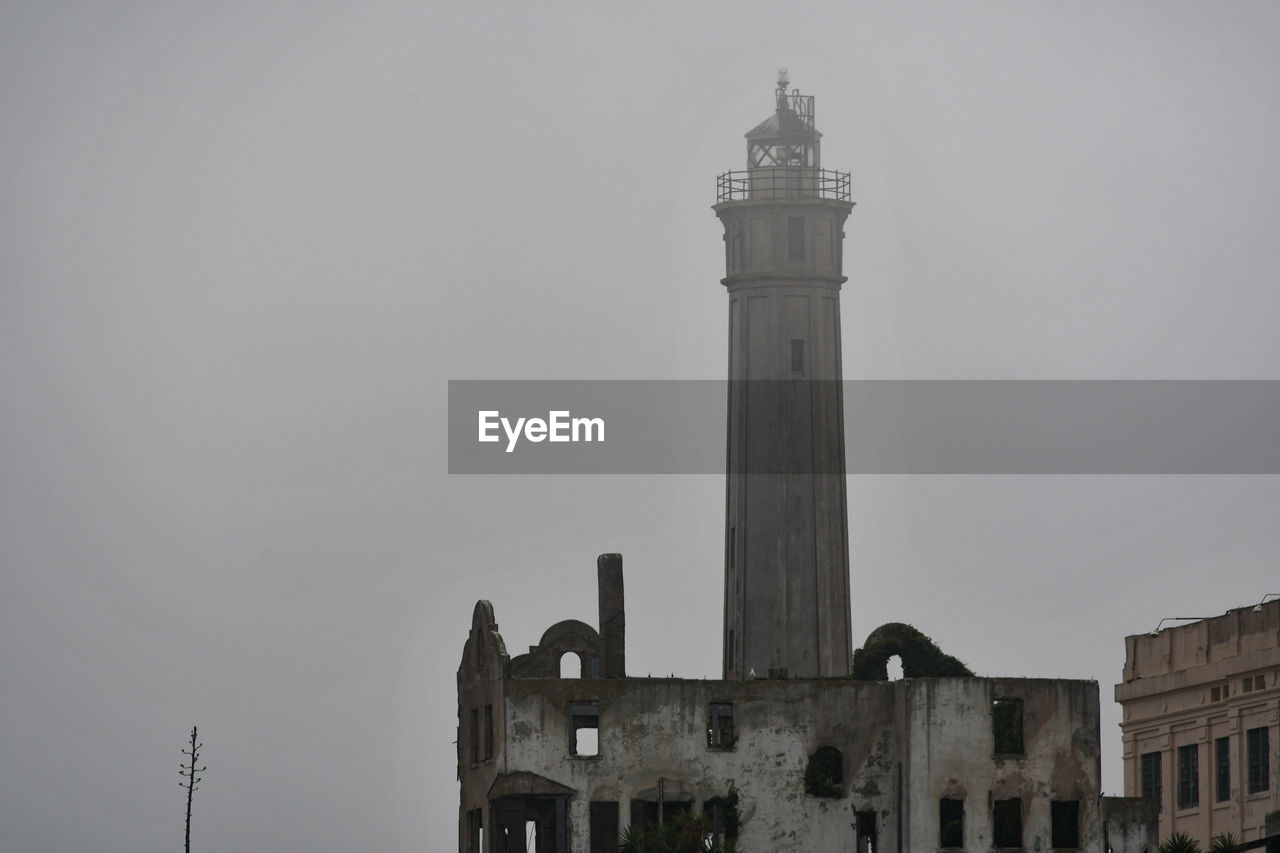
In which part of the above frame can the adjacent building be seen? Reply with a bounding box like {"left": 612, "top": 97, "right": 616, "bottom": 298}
{"left": 1116, "top": 597, "right": 1280, "bottom": 847}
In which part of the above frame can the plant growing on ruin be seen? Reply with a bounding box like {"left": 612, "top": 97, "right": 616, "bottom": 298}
{"left": 1159, "top": 831, "right": 1202, "bottom": 853}
{"left": 615, "top": 789, "right": 741, "bottom": 853}
{"left": 1209, "top": 833, "right": 1244, "bottom": 853}
{"left": 851, "top": 623, "right": 973, "bottom": 681}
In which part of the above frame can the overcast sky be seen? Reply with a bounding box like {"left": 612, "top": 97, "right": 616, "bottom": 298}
{"left": 4, "top": 2, "right": 1280, "bottom": 851}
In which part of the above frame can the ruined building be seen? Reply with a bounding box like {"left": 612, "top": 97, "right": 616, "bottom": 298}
{"left": 457, "top": 75, "right": 1156, "bottom": 853}
{"left": 1116, "top": 597, "right": 1280, "bottom": 848}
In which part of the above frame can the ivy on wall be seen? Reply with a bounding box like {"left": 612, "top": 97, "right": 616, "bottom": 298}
{"left": 851, "top": 623, "right": 974, "bottom": 680}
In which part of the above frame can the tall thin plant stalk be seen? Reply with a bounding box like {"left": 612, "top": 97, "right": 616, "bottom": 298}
{"left": 178, "top": 726, "right": 206, "bottom": 853}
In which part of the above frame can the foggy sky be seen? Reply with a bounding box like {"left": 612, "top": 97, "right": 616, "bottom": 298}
{"left": 4, "top": 2, "right": 1280, "bottom": 850}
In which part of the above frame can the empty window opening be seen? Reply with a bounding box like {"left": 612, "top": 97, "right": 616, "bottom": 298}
{"left": 559, "top": 652, "right": 582, "bottom": 679}
{"left": 885, "top": 655, "right": 903, "bottom": 682}
{"left": 484, "top": 704, "right": 494, "bottom": 761}
{"left": 939, "top": 798, "right": 964, "bottom": 848}
{"left": 467, "top": 808, "right": 483, "bottom": 853}
{"left": 1051, "top": 800, "right": 1080, "bottom": 849}
{"left": 992, "top": 697, "right": 1024, "bottom": 754}
{"left": 630, "top": 800, "right": 659, "bottom": 830}
{"left": 525, "top": 819, "right": 536, "bottom": 852}
{"left": 664, "top": 801, "right": 692, "bottom": 823}
{"left": 1247, "top": 726, "right": 1270, "bottom": 793}
{"left": 790, "top": 339, "right": 805, "bottom": 376}
{"left": 804, "top": 746, "right": 844, "bottom": 797}
{"left": 704, "top": 789, "right": 740, "bottom": 850}
{"left": 1177, "top": 743, "right": 1199, "bottom": 809}
{"left": 788, "top": 217, "right": 805, "bottom": 261}
{"left": 470, "top": 708, "right": 479, "bottom": 764}
{"left": 1216, "top": 736, "right": 1231, "bottom": 802}
{"left": 1141, "top": 750, "right": 1163, "bottom": 810}
{"left": 708, "top": 703, "right": 735, "bottom": 749}
{"left": 856, "top": 810, "right": 877, "bottom": 853}
{"left": 992, "top": 798, "right": 1022, "bottom": 849}
{"left": 569, "top": 701, "right": 599, "bottom": 757}
{"left": 588, "top": 801, "right": 619, "bottom": 853}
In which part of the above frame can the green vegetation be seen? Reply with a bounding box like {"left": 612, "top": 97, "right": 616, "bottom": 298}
{"left": 1209, "top": 833, "right": 1244, "bottom": 853}
{"left": 851, "top": 623, "right": 973, "bottom": 680}
{"left": 617, "top": 784, "right": 740, "bottom": 853}
{"left": 1159, "top": 831, "right": 1202, "bottom": 853}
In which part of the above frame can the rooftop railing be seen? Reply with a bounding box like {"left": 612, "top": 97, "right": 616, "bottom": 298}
{"left": 716, "top": 167, "right": 851, "bottom": 202}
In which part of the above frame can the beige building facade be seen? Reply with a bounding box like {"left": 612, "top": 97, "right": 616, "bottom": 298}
{"left": 1115, "top": 597, "right": 1280, "bottom": 847}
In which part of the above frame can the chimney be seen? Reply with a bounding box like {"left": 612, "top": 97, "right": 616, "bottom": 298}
{"left": 597, "top": 553, "right": 625, "bottom": 677}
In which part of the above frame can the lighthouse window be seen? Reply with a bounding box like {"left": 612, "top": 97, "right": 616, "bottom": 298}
{"left": 788, "top": 217, "right": 804, "bottom": 261}
{"left": 791, "top": 340, "right": 805, "bottom": 376}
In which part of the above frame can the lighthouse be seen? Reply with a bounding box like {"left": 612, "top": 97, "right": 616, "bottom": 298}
{"left": 716, "top": 72, "right": 854, "bottom": 680}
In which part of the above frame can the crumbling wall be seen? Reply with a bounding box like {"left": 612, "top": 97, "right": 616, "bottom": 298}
{"left": 1100, "top": 796, "right": 1158, "bottom": 853}
{"left": 496, "top": 676, "right": 1102, "bottom": 853}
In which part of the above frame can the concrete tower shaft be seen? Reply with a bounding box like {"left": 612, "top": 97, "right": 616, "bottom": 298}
{"left": 715, "top": 75, "right": 854, "bottom": 680}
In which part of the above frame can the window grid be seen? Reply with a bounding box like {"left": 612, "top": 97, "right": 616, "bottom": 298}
{"left": 1247, "top": 727, "right": 1270, "bottom": 794}
{"left": 1215, "top": 736, "right": 1230, "bottom": 803}
{"left": 1141, "top": 751, "right": 1163, "bottom": 811}
{"left": 1177, "top": 743, "right": 1199, "bottom": 810}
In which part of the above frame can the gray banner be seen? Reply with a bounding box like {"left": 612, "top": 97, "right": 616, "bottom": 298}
{"left": 447, "top": 380, "right": 1280, "bottom": 474}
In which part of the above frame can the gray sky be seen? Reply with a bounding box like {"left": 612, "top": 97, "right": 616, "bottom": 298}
{"left": 4, "top": 2, "right": 1280, "bottom": 850}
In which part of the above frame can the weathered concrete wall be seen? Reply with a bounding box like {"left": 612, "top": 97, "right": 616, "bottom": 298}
{"left": 490, "top": 675, "right": 1100, "bottom": 853}
{"left": 1100, "top": 796, "right": 1159, "bottom": 853}
{"left": 902, "top": 678, "right": 1102, "bottom": 852}
{"left": 458, "top": 601, "right": 509, "bottom": 853}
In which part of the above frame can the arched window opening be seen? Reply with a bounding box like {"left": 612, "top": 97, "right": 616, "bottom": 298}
{"left": 805, "top": 746, "right": 844, "bottom": 797}
{"left": 560, "top": 651, "right": 582, "bottom": 679}
{"left": 886, "top": 655, "right": 904, "bottom": 681}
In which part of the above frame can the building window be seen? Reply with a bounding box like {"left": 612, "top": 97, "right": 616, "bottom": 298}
{"left": 708, "top": 703, "right": 735, "bottom": 749}
{"left": 483, "top": 704, "right": 494, "bottom": 761}
{"left": 993, "top": 798, "right": 1022, "bottom": 849}
{"left": 939, "top": 798, "right": 964, "bottom": 848}
{"left": 467, "top": 808, "right": 483, "bottom": 853}
{"left": 1177, "top": 744, "right": 1199, "bottom": 809}
{"left": 1216, "top": 736, "right": 1231, "bottom": 803}
{"left": 470, "top": 708, "right": 479, "bottom": 765}
{"left": 790, "top": 339, "right": 805, "bottom": 376}
{"left": 569, "top": 701, "right": 599, "bottom": 757}
{"left": 589, "top": 801, "right": 619, "bottom": 853}
{"left": 630, "top": 800, "right": 660, "bottom": 830}
{"left": 855, "top": 810, "right": 877, "bottom": 853}
{"left": 1141, "top": 750, "right": 1163, "bottom": 810}
{"left": 804, "top": 746, "right": 844, "bottom": 797}
{"left": 993, "top": 697, "right": 1024, "bottom": 754}
{"left": 788, "top": 217, "right": 804, "bottom": 261}
{"left": 1247, "top": 726, "right": 1270, "bottom": 793}
{"left": 1051, "top": 800, "right": 1080, "bottom": 849}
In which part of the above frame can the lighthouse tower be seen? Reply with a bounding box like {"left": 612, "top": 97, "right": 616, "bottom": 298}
{"left": 715, "top": 72, "right": 854, "bottom": 680}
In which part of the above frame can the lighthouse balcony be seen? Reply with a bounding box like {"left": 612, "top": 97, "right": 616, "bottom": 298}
{"left": 716, "top": 167, "right": 850, "bottom": 202}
